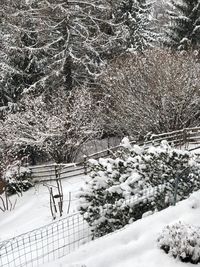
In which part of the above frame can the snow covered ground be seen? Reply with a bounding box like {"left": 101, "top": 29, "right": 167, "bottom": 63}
{"left": 40, "top": 191, "right": 200, "bottom": 267}
{"left": 0, "top": 175, "right": 86, "bottom": 241}
{"left": 1, "top": 142, "right": 200, "bottom": 266}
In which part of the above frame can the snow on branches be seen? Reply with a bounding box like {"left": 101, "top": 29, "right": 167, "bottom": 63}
{"left": 78, "top": 138, "right": 200, "bottom": 237}
{"left": 0, "top": 0, "right": 127, "bottom": 106}
{"left": 164, "top": 0, "right": 200, "bottom": 50}
{"left": 0, "top": 87, "right": 100, "bottom": 165}
{"left": 158, "top": 221, "right": 200, "bottom": 264}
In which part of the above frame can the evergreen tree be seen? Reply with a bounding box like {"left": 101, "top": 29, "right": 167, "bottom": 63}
{"left": 0, "top": 0, "right": 127, "bottom": 108}
{"left": 0, "top": 1, "right": 45, "bottom": 108}
{"left": 165, "top": 0, "right": 200, "bottom": 50}
{"left": 113, "top": 0, "right": 156, "bottom": 51}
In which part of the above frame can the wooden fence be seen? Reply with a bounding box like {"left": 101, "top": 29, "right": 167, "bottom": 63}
{"left": 29, "top": 127, "right": 200, "bottom": 182}
{"left": 29, "top": 162, "right": 86, "bottom": 182}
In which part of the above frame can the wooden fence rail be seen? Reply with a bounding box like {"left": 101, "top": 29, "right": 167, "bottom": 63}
{"left": 29, "top": 127, "right": 200, "bottom": 182}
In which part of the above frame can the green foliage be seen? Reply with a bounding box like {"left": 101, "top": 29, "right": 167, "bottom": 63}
{"left": 78, "top": 139, "right": 200, "bottom": 237}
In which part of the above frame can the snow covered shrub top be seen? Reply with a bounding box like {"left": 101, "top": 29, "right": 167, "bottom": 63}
{"left": 158, "top": 222, "right": 200, "bottom": 264}
{"left": 3, "top": 161, "right": 32, "bottom": 195}
{"left": 4, "top": 161, "right": 31, "bottom": 183}
{"left": 78, "top": 139, "right": 200, "bottom": 237}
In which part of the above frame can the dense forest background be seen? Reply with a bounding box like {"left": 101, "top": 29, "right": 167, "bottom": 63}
{"left": 0, "top": 0, "right": 199, "bottom": 169}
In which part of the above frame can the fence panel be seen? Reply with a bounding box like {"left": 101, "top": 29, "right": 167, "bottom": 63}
{"left": 28, "top": 127, "right": 200, "bottom": 182}
{"left": 0, "top": 213, "right": 92, "bottom": 267}
{"left": 29, "top": 163, "right": 85, "bottom": 182}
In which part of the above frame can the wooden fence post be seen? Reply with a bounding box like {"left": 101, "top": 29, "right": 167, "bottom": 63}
{"left": 183, "top": 128, "right": 187, "bottom": 149}
{"left": 83, "top": 155, "right": 88, "bottom": 175}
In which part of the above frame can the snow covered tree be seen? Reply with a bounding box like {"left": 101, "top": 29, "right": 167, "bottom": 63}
{"left": 0, "top": 0, "right": 127, "bottom": 108}
{"left": 151, "top": 0, "right": 172, "bottom": 38}
{"left": 0, "top": 87, "right": 100, "bottom": 165}
{"left": 113, "top": 0, "right": 157, "bottom": 51}
{"left": 0, "top": 0, "right": 46, "bottom": 109}
{"left": 164, "top": 0, "right": 200, "bottom": 50}
{"left": 78, "top": 139, "right": 200, "bottom": 237}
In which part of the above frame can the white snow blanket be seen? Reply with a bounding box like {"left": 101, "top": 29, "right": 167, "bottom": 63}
{"left": 41, "top": 191, "right": 200, "bottom": 267}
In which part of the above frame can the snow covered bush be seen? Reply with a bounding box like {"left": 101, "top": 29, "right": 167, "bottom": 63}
{"left": 141, "top": 141, "right": 200, "bottom": 206}
{"left": 5, "top": 142, "right": 47, "bottom": 166}
{"left": 0, "top": 87, "right": 100, "bottom": 164}
{"left": 100, "top": 50, "right": 200, "bottom": 137}
{"left": 3, "top": 162, "right": 33, "bottom": 196}
{"left": 78, "top": 139, "right": 200, "bottom": 237}
{"left": 158, "top": 222, "right": 200, "bottom": 264}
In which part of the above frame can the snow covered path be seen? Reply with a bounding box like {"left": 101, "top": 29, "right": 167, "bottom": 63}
{"left": 0, "top": 175, "right": 86, "bottom": 241}
{"left": 41, "top": 191, "right": 200, "bottom": 267}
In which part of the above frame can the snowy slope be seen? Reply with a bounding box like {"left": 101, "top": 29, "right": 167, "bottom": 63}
{"left": 41, "top": 191, "right": 200, "bottom": 267}
{"left": 0, "top": 175, "right": 86, "bottom": 241}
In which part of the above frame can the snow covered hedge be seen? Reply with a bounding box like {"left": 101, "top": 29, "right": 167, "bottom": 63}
{"left": 158, "top": 222, "right": 200, "bottom": 264}
{"left": 78, "top": 139, "right": 200, "bottom": 237}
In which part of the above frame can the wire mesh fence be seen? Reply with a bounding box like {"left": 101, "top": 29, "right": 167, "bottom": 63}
{"left": 0, "top": 178, "right": 198, "bottom": 267}
{"left": 0, "top": 213, "right": 92, "bottom": 267}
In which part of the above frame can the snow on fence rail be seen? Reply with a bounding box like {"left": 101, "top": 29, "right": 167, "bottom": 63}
{"left": 0, "top": 213, "right": 92, "bottom": 267}
{"left": 29, "top": 127, "right": 200, "bottom": 182}
{"left": 29, "top": 162, "right": 86, "bottom": 182}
